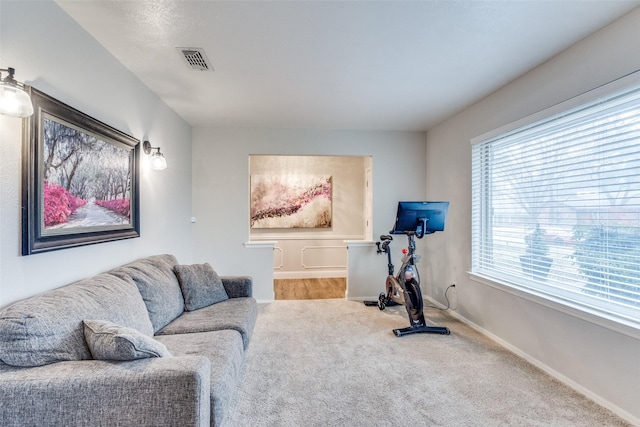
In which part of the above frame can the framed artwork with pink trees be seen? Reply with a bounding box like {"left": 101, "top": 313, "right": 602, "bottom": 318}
{"left": 21, "top": 88, "right": 140, "bottom": 255}
{"left": 250, "top": 175, "right": 332, "bottom": 229}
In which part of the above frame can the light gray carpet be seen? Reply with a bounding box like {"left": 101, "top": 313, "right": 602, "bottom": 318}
{"left": 225, "top": 299, "right": 629, "bottom": 426}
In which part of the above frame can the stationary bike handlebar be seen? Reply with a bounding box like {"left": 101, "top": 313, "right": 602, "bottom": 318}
{"left": 415, "top": 218, "right": 428, "bottom": 239}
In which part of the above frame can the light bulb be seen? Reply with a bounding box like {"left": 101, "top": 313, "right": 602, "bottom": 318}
{"left": 151, "top": 152, "right": 167, "bottom": 170}
{"left": 0, "top": 83, "right": 33, "bottom": 118}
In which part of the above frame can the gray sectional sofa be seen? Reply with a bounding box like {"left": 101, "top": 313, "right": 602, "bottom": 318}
{"left": 0, "top": 254, "right": 257, "bottom": 427}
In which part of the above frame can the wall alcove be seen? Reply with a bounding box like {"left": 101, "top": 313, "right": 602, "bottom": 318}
{"left": 249, "top": 155, "right": 372, "bottom": 282}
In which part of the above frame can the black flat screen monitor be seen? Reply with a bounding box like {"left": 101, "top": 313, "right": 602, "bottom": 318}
{"left": 390, "top": 201, "right": 449, "bottom": 235}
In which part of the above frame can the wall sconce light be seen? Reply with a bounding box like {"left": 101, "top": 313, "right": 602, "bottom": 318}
{"left": 143, "top": 140, "right": 167, "bottom": 170}
{"left": 0, "top": 67, "right": 34, "bottom": 118}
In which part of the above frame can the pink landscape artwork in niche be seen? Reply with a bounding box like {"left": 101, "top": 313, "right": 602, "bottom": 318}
{"left": 250, "top": 175, "right": 332, "bottom": 229}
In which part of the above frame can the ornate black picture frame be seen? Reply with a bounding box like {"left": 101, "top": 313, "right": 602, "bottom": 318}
{"left": 21, "top": 87, "right": 140, "bottom": 255}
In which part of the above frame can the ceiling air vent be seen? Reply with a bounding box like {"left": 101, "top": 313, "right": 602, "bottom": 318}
{"left": 177, "top": 48, "right": 213, "bottom": 71}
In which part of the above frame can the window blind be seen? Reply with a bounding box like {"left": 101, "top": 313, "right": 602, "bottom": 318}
{"left": 472, "top": 83, "right": 640, "bottom": 326}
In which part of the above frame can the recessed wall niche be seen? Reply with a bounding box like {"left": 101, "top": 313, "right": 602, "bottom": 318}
{"left": 249, "top": 155, "right": 372, "bottom": 279}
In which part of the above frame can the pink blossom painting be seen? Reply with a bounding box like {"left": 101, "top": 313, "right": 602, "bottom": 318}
{"left": 250, "top": 175, "right": 332, "bottom": 228}
{"left": 41, "top": 117, "right": 132, "bottom": 230}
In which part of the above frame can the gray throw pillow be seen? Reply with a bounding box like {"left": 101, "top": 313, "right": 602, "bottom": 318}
{"left": 83, "top": 320, "right": 171, "bottom": 361}
{"left": 173, "top": 263, "right": 229, "bottom": 311}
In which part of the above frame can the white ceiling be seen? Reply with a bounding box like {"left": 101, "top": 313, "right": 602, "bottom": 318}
{"left": 56, "top": 1, "right": 639, "bottom": 131}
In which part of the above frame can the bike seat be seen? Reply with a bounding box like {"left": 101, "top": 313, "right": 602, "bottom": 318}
{"left": 379, "top": 235, "right": 392, "bottom": 241}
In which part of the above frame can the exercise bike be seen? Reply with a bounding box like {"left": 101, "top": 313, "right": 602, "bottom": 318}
{"left": 365, "top": 201, "right": 450, "bottom": 337}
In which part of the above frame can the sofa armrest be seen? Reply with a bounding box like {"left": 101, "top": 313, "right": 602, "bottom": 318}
{"left": 0, "top": 356, "right": 210, "bottom": 427}
{"left": 221, "top": 276, "right": 253, "bottom": 298}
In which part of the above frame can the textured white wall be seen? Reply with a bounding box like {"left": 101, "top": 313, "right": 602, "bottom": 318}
{"left": 191, "top": 128, "right": 428, "bottom": 301}
{"left": 0, "top": 2, "right": 193, "bottom": 307}
{"left": 425, "top": 8, "right": 640, "bottom": 424}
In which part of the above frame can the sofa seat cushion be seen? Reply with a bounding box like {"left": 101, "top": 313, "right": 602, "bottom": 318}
{"left": 84, "top": 320, "right": 172, "bottom": 361}
{"left": 173, "top": 263, "right": 229, "bottom": 311}
{"left": 156, "top": 298, "right": 257, "bottom": 350}
{"left": 109, "top": 254, "right": 184, "bottom": 333}
{"left": 0, "top": 274, "right": 153, "bottom": 367}
{"left": 155, "top": 330, "right": 244, "bottom": 427}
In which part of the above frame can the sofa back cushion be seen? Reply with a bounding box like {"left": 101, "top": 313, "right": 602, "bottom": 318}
{"left": 109, "top": 254, "right": 184, "bottom": 333}
{"left": 0, "top": 273, "right": 153, "bottom": 367}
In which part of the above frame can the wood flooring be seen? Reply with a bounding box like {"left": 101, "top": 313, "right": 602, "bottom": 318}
{"left": 274, "top": 277, "right": 346, "bottom": 300}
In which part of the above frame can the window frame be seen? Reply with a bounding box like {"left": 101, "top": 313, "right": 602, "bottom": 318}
{"left": 469, "top": 71, "right": 640, "bottom": 340}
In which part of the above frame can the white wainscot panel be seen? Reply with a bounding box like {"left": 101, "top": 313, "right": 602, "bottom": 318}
{"left": 301, "top": 245, "right": 347, "bottom": 269}
{"left": 273, "top": 246, "right": 284, "bottom": 270}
